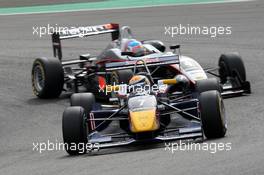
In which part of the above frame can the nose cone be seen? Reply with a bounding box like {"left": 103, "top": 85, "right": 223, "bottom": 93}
{"left": 129, "top": 109, "right": 159, "bottom": 133}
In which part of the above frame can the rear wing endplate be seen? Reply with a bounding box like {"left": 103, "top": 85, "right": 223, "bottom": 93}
{"left": 52, "top": 23, "right": 120, "bottom": 61}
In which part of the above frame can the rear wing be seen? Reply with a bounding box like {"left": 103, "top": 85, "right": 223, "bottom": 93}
{"left": 52, "top": 23, "right": 120, "bottom": 61}
{"left": 105, "top": 55, "right": 179, "bottom": 71}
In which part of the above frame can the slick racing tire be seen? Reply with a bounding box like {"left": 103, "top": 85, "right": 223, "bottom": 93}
{"left": 200, "top": 90, "right": 227, "bottom": 139}
{"left": 142, "top": 40, "right": 166, "bottom": 52}
{"left": 110, "top": 69, "right": 133, "bottom": 100}
{"left": 32, "top": 57, "right": 64, "bottom": 98}
{"left": 70, "top": 93, "right": 109, "bottom": 132}
{"left": 196, "top": 78, "right": 222, "bottom": 93}
{"left": 70, "top": 93, "right": 95, "bottom": 114}
{"left": 111, "top": 70, "right": 133, "bottom": 130}
{"left": 218, "top": 53, "right": 246, "bottom": 83}
{"left": 62, "top": 106, "right": 88, "bottom": 155}
{"left": 111, "top": 69, "right": 133, "bottom": 85}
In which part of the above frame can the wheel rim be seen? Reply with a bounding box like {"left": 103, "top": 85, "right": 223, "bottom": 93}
{"left": 33, "top": 64, "right": 45, "bottom": 92}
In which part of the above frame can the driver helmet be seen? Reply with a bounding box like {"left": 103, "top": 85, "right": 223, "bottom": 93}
{"left": 128, "top": 75, "right": 151, "bottom": 95}
{"left": 124, "top": 39, "right": 146, "bottom": 57}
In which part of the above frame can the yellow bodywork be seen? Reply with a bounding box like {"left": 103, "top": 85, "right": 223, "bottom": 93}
{"left": 129, "top": 109, "right": 159, "bottom": 133}
{"left": 160, "top": 79, "right": 177, "bottom": 85}
{"left": 106, "top": 85, "right": 120, "bottom": 92}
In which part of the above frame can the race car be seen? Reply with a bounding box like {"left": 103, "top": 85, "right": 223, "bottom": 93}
{"left": 62, "top": 58, "right": 227, "bottom": 155}
{"left": 31, "top": 23, "right": 251, "bottom": 99}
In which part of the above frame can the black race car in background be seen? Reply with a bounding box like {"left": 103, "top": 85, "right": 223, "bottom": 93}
{"left": 31, "top": 23, "right": 251, "bottom": 100}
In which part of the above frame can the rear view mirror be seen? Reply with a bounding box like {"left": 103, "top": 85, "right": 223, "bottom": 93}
{"left": 170, "top": 45, "right": 180, "bottom": 50}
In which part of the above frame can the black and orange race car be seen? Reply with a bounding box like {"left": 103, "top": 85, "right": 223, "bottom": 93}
{"left": 31, "top": 23, "right": 251, "bottom": 100}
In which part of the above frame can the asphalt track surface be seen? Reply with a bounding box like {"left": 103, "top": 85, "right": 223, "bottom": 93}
{"left": 0, "top": 0, "right": 264, "bottom": 174}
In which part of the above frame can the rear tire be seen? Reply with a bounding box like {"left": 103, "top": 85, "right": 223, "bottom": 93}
{"left": 200, "top": 90, "right": 227, "bottom": 139}
{"left": 142, "top": 40, "right": 166, "bottom": 52}
{"left": 111, "top": 70, "right": 133, "bottom": 85}
{"left": 110, "top": 70, "right": 133, "bottom": 101}
{"left": 218, "top": 53, "right": 246, "bottom": 83}
{"left": 32, "top": 57, "right": 64, "bottom": 98}
{"left": 70, "top": 93, "right": 95, "bottom": 114}
{"left": 62, "top": 106, "right": 88, "bottom": 155}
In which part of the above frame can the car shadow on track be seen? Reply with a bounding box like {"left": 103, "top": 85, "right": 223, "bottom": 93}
{"left": 26, "top": 93, "right": 72, "bottom": 106}
{"left": 58, "top": 142, "right": 165, "bottom": 159}
{"left": 58, "top": 139, "right": 204, "bottom": 159}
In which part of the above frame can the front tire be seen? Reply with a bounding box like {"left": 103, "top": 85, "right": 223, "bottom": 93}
{"left": 196, "top": 78, "right": 222, "bottom": 93}
{"left": 32, "top": 57, "right": 64, "bottom": 98}
{"left": 70, "top": 93, "right": 107, "bottom": 132}
{"left": 62, "top": 106, "right": 88, "bottom": 155}
{"left": 200, "top": 90, "right": 227, "bottom": 139}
